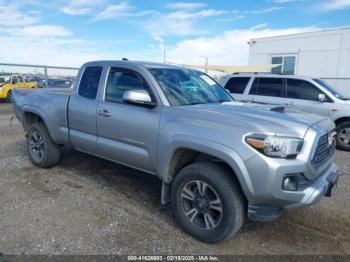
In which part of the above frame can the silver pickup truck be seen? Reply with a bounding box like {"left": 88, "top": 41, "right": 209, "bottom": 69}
{"left": 12, "top": 61, "right": 339, "bottom": 243}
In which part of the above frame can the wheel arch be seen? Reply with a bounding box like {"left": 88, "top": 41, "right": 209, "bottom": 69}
{"left": 22, "top": 110, "right": 49, "bottom": 134}
{"left": 159, "top": 137, "right": 254, "bottom": 204}
{"left": 334, "top": 117, "right": 350, "bottom": 126}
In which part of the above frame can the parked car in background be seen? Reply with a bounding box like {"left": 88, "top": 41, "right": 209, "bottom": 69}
{"left": 219, "top": 74, "right": 350, "bottom": 151}
{"left": 47, "top": 78, "right": 72, "bottom": 88}
{"left": 25, "top": 77, "right": 73, "bottom": 89}
{"left": 0, "top": 74, "right": 39, "bottom": 102}
{"left": 25, "top": 76, "right": 46, "bottom": 88}
{"left": 12, "top": 61, "right": 339, "bottom": 243}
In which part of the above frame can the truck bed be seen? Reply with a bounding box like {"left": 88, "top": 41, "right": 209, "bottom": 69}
{"left": 12, "top": 87, "right": 72, "bottom": 145}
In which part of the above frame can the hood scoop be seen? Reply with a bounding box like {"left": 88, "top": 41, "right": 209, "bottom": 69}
{"left": 269, "top": 106, "right": 285, "bottom": 113}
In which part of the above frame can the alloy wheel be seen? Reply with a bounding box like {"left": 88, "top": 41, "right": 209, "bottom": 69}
{"left": 338, "top": 128, "right": 350, "bottom": 146}
{"left": 29, "top": 131, "right": 45, "bottom": 161}
{"left": 181, "top": 180, "right": 223, "bottom": 230}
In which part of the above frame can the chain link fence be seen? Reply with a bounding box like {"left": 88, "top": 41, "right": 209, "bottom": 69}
{"left": 0, "top": 63, "right": 79, "bottom": 104}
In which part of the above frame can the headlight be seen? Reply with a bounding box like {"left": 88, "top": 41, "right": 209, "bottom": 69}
{"left": 246, "top": 134, "right": 303, "bottom": 158}
{"left": 0, "top": 87, "right": 3, "bottom": 92}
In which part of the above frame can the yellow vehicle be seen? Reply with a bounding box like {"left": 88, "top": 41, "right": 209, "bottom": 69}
{"left": 0, "top": 74, "right": 39, "bottom": 102}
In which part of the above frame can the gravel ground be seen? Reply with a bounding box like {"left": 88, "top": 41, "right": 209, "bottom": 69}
{"left": 0, "top": 103, "right": 349, "bottom": 255}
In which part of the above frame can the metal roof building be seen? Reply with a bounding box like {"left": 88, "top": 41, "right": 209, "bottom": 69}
{"left": 248, "top": 27, "right": 350, "bottom": 95}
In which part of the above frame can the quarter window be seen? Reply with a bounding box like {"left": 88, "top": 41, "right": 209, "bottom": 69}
{"left": 224, "top": 77, "right": 250, "bottom": 94}
{"left": 286, "top": 79, "right": 324, "bottom": 101}
{"left": 249, "top": 78, "right": 285, "bottom": 97}
{"left": 105, "top": 67, "right": 149, "bottom": 103}
{"left": 78, "top": 66, "right": 102, "bottom": 99}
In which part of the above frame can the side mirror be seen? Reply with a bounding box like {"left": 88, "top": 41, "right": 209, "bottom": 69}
{"left": 123, "top": 89, "right": 156, "bottom": 107}
{"left": 318, "top": 93, "right": 326, "bottom": 102}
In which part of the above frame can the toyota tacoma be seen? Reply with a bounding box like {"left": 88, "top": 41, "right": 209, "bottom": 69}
{"left": 12, "top": 61, "right": 339, "bottom": 243}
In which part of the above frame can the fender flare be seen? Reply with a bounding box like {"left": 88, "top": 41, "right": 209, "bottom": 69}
{"left": 158, "top": 135, "right": 255, "bottom": 201}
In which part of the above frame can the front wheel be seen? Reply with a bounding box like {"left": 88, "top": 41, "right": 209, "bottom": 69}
{"left": 5, "top": 90, "right": 12, "bottom": 103}
{"left": 27, "top": 122, "right": 62, "bottom": 168}
{"left": 171, "top": 162, "right": 245, "bottom": 243}
{"left": 336, "top": 121, "right": 350, "bottom": 151}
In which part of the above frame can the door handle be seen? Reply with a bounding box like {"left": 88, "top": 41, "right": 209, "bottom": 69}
{"left": 98, "top": 109, "right": 112, "bottom": 117}
{"left": 285, "top": 101, "right": 294, "bottom": 106}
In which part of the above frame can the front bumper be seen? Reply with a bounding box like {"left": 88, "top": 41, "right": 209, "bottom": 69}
{"left": 285, "top": 163, "right": 339, "bottom": 209}
{"left": 244, "top": 154, "right": 339, "bottom": 222}
{"left": 0, "top": 91, "right": 7, "bottom": 99}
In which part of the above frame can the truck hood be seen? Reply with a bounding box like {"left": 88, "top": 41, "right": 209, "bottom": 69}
{"left": 177, "top": 101, "right": 326, "bottom": 138}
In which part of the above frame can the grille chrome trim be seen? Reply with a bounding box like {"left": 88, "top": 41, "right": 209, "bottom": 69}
{"left": 311, "top": 132, "right": 335, "bottom": 169}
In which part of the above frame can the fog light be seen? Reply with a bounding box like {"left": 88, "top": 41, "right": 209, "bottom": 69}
{"left": 282, "top": 176, "right": 298, "bottom": 191}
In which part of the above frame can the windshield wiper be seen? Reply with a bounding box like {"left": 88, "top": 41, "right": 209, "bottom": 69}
{"left": 188, "top": 102, "right": 206, "bottom": 105}
{"left": 187, "top": 99, "right": 231, "bottom": 105}
{"left": 212, "top": 99, "right": 231, "bottom": 104}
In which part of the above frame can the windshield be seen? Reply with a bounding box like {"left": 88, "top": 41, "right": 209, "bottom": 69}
{"left": 314, "top": 79, "right": 348, "bottom": 100}
{"left": 0, "top": 76, "right": 11, "bottom": 84}
{"left": 149, "top": 68, "right": 232, "bottom": 106}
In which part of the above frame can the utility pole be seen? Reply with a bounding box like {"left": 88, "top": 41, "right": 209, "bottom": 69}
{"left": 205, "top": 56, "right": 208, "bottom": 74}
{"left": 163, "top": 47, "right": 166, "bottom": 64}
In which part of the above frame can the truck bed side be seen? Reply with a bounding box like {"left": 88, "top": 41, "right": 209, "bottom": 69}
{"left": 12, "top": 88, "right": 72, "bottom": 145}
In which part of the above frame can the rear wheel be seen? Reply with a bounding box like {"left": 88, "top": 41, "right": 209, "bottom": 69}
{"left": 336, "top": 121, "right": 350, "bottom": 151}
{"left": 171, "top": 162, "right": 245, "bottom": 243}
{"left": 27, "top": 122, "right": 62, "bottom": 168}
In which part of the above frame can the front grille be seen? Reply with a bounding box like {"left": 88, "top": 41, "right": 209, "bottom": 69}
{"left": 311, "top": 132, "right": 335, "bottom": 169}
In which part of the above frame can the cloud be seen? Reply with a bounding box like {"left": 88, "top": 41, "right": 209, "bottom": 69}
{"left": 61, "top": 6, "right": 90, "bottom": 15}
{"left": 166, "top": 2, "right": 206, "bottom": 9}
{"left": 60, "top": 0, "right": 105, "bottom": 15}
{"left": 318, "top": 0, "right": 350, "bottom": 11}
{"left": 247, "top": 6, "right": 284, "bottom": 14}
{"left": 94, "top": 2, "right": 154, "bottom": 20}
{"left": 94, "top": 2, "right": 131, "bottom": 20}
{"left": 273, "top": 0, "right": 301, "bottom": 2}
{"left": 0, "top": 1, "right": 94, "bottom": 66}
{"left": 219, "top": 15, "right": 246, "bottom": 22}
{"left": 0, "top": 3, "right": 39, "bottom": 26}
{"left": 165, "top": 24, "right": 319, "bottom": 65}
{"left": 6, "top": 25, "right": 73, "bottom": 37}
{"left": 146, "top": 9, "right": 227, "bottom": 38}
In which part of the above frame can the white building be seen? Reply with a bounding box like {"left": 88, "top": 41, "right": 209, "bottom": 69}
{"left": 248, "top": 27, "right": 350, "bottom": 94}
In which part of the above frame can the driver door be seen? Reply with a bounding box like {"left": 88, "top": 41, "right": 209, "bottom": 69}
{"left": 96, "top": 66, "right": 160, "bottom": 174}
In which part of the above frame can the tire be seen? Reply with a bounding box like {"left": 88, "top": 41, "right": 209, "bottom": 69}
{"left": 5, "top": 90, "right": 12, "bottom": 103}
{"left": 171, "top": 162, "right": 245, "bottom": 243}
{"left": 27, "top": 122, "right": 62, "bottom": 168}
{"left": 336, "top": 121, "right": 350, "bottom": 151}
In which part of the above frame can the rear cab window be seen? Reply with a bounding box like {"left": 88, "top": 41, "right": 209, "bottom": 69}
{"left": 224, "top": 77, "right": 250, "bottom": 94}
{"left": 249, "top": 77, "right": 285, "bottom": 97}
{"left": 78, "top": 66, "right": 103, "bottom": 99}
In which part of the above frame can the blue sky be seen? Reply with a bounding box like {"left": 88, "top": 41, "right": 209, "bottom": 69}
{"left": 0, "top": 0, "right": 350, "bottom": 66}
